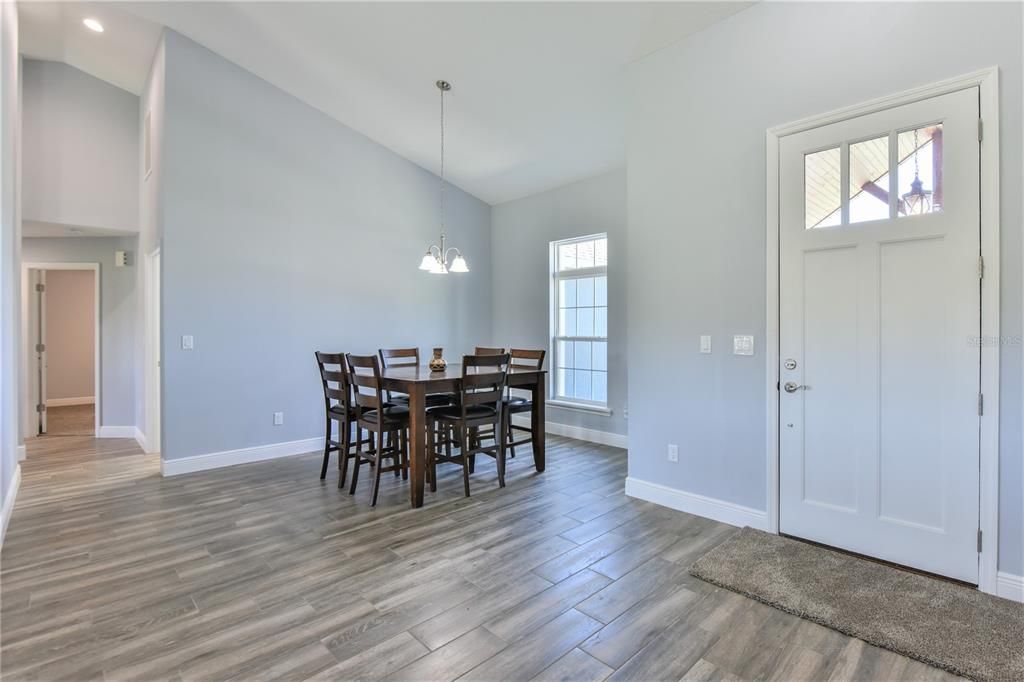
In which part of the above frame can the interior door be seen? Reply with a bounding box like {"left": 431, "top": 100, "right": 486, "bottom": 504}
{"left": 778, "top": 88, "right": 981, "bottom": 583}
{"left": 36, "top": 270, "right": 48, "bottom": 434}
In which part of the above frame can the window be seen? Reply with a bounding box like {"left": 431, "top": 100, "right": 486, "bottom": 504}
{"left": 552, "top": 235, "right": 608, "bottom": 407}
{"left": 805, "top": 122, "right": 944, "bottom": 228}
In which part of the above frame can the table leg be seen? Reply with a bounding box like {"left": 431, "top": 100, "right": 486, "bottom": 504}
{"left": 531, "top": 374, "right": 546, "bottom": 472}
{"left": 408, "top": 383, "right": 426, "bottom": 508}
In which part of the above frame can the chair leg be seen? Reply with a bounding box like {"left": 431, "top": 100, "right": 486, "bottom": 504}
{"left": 461, "top": 425, "right": 472, "bottom": 497}
{"left": 320, "top": 414, "right": 332, "bottom": 480}
{"left": 339, "top": 419, "right": 351, "bottom": 488}
{"left": 508, "top": 416, "right": 517, "bottom": 458}
{"left": 370, "top": 431, "right": 383, "bottom": 507}
{"left": 400, "top": 428, "right": 409, "bottom": 481}
{"left": 427, "top": 421, "right": 437, "bottom": 492}
{"left": 348, "top": 426, "right": 363, "bottom": 494}
{"left": 497, "top": 417, "right": 507, "bottom": 488}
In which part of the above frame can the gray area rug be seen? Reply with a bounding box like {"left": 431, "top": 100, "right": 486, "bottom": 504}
{"left": 689, "top": 527, "right": 1024, "bottom": 682}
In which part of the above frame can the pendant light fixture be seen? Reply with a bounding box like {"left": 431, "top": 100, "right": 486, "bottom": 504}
{"left": 419, "top": 80, "right": 469, "bottom": 274}
{"left": 901, "top": 128, "right": 933, "bottom": 215}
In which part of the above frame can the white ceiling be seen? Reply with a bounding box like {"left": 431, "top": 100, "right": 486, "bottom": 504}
{"left": 19, "top": 2, "right": 751, "bottom": 205}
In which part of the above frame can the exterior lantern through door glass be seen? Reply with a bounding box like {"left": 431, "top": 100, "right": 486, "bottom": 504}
{"left": 901, "top": 128, "right": 933, "bottom": 215}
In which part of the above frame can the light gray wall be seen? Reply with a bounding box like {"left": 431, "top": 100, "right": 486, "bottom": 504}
{"left": 491, "top": 169, "right": 628, "bottom": 436}
{"left": 0, "top": 0, "right": 21, "bottom": 516}
{"left": 136, "top": 36, "right": 165, "bottom": 439}
{"left": 22, "top": 237, "right": 138, "bottom": 427}
{"left": 21, "top": 60, "right": 139, "bottom": 233}
{"left": 158, "top": 31, "right": 492, "bottom": 460}
{"left": 43, "top": 269, "right": 95, "bottom": 400}
{"left": 627, "top": 1, "right": 1022, "bottom": 575}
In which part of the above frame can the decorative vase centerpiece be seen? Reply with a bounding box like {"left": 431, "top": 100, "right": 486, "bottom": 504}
{"left": 428, "top": 347, "right": 447, "bottom": 372}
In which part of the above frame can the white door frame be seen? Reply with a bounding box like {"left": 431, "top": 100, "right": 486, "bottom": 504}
{"left": 765, "top": 67, "right": 1000, "bottom": 595}
{"left": 143, "top": 248, "right": 161, "bottom": 454}
{"left": 21, "top": 262, "right": 102, "bottom": 438}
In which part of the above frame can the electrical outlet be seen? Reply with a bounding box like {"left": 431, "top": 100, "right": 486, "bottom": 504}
{"left": 273, "top": 412, "right": 284, "bottom": 425}
{"left": 667, "top": 444, "right": 679, "bottom": 462}
{"left": 181, "top": 335, "right": 194, "bottom": 350}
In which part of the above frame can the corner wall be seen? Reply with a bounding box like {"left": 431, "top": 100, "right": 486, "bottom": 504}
{"left": 157, "top": 31, "right": 492, "bottom": 464}
{"left": 491, "top": 169, "right": 628, "bottom": 440}
{"left": 626, "top": 2, "right": 1023, "bottom": 575}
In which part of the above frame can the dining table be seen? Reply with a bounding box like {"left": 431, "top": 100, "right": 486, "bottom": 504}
{"left": 379, "top": 363, "right": 547, "bottom": 508}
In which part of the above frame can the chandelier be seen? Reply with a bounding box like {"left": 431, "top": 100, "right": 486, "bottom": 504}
{"left": 419, "top": 80, "right": 469, "bottom": 274}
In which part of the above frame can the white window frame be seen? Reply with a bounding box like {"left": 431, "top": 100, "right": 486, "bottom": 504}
{"left": 550, "top": 233, "right": 609, "bottom": 411}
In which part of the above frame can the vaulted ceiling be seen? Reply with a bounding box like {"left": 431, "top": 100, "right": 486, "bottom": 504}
{"left": 18, "top": 2, "right": 752, "bottom": 204}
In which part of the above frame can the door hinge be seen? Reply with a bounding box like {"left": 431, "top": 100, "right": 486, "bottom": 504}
{"left": 776, "top": 381, "right": 780, "bottom": 392}
{"left": 35, "top": 343, "right": 45, "bottom": 353}
{"left": 36, "top": 403, "right": 46, "bottom": 413}
{"left": 977, "top": 529, "right": 983, "bottom": 552}
{"left": 978, "top": 256, "right": 984, "bottom": 279}
{"left": 978, "top": 118, "right": 983, "bottom": 142}
{"left": 35, "top": 282, "right": 45, "bottom": 293}
{"left": 978, "top": 393, "right": 984, "bottom": 416}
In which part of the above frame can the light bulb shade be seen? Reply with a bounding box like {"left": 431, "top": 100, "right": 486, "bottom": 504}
{"left": 449, "top": 255, "right": 469, "bottom": 273}
{"left": 428, "top": 260, "right": 447, "bottom": 274}
{"left": 419, "top": 252, "right": 436, "bottom": 270}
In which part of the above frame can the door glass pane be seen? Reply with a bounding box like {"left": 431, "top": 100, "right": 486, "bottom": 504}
{"left": 849, "top": 134, "right": 891, "bottom": 224}
{"left": 897, "top": 123, "right": 943, "bottom": 216}
{"left": 805, "top": 147, "right": 841, "bottom": 229}
{"left": 595, "top": 276, "right": 607, "bottom": 306}
{"left": 558, "top": 242, "right": 577, "bottom": 271}
{"left": 592, "top": 371, "right": 608, "bottom": 403}
{"left": 574, "top": 370, "right": 592, "bottom": 400}
{"left": 574, "top": 341, "right": 592, "bottom": 370}
{"left": 576, "top": 277, "right": 595, "bottom": 307}
{"left": 576, "top": 308, "right": 594, "bottom": 336}
{"left": 559, "top": 279, "right": 576, "bottom": 308}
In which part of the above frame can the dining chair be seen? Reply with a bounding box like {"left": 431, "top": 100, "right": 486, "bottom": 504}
{"left": 314, "top": 352, "right": 359, "bottom": 485}
{"left": 504, "top": 349, "right": 546, "bottom": 459}
{"left": 427, "top": 353, "right": 509, "bottom": 497}
{"left": 379, "top": 347, "right": 453, "bottom": 408}
{"left": 474, "top": 346, "right": 505, "bottom": 356}
{"left": 346, "top": 353, "right": 411, "bottom": 506}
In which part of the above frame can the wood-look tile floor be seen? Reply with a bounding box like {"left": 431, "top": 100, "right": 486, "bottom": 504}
{"left": 1, "top": 435, "right": 959, "bottom": 681}
{"left": 39, "top": 404, "right": 95, "bottom": 437}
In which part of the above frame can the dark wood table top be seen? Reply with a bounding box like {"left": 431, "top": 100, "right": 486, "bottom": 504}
{"left": 379, "top": 363, "right": 546, "bottom": 383}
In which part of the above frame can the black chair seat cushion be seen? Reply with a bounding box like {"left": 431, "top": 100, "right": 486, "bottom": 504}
{"left": 360, "top": 405, "right": 410, "bottom": 424}
{"left": 329, "top": 404, "right": 356, "bottom": 419}
{"left": 502, "top": 396, "right": 532, "bottom": 413}
{"left": 430, "top": 404, "right": 498, "bottom": 421}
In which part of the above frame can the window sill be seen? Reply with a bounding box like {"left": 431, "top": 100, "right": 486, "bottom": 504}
{"left": 547, "top": 399, "right": 612, "bottom": 416}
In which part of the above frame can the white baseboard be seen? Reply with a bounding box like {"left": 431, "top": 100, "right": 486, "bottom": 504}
{"left": 134, "top": 427, "right": 147, "bottom": 452}
{"left": 17, "top": 444, "right": 26, "bottom": 461}
{"left": 98, "top": 425, "right": 137, "bottom": 438}
{"left": 161, "top": 436, "right": 322, "bottom": 476}
{"left": 512, "top": 415, "right": 628, "bottom": 449}
{"left": 997, "top": 571, "right": 1024, "bottom": 603}
{"left": 1, "top": 464, "right": 22, "bottom": 550}
{"left": 46, "top": 396, "right": 95, "bottom": 407}
{"left": 625, "top": 477, "right": 769, "bottom": 530}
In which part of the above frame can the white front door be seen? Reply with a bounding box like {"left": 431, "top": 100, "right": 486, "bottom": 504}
{"left": 779, "top": 87, "right": 981, "bottom": 583}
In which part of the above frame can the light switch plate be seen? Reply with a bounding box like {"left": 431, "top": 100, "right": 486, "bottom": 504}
{"left": 181, "top": 335, "right": 194, "bottom": 350}
{"left": 733, "top": 335, "right": 754, "bottom": 356}
{"left": 700, "top": 335, "right": 712, "bottom": 354}
{"left": 273, "top": 412, "right": 284, "bottom": 425}
{"left": 667, "top": 444, "right": 679, "bottom": 462}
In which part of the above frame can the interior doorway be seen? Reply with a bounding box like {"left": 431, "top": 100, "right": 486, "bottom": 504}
{"left": 21, "top": 263, "right": 101, "bottom": 438}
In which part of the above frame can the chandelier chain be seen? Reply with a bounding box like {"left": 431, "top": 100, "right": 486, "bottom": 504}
{"left": 440, "top": 82, "right": 446, "bottom": 237}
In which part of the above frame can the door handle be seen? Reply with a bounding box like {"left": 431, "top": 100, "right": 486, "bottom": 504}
{"left": 783, "top": 382, "right": 806, "bottom": 393}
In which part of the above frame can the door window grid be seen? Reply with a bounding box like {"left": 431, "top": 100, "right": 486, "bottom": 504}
{"left": 805, "top": 122, "right": 944, "bottom": 229}
{"left": 553, "top": 235, "right": 608, "bottom": 406}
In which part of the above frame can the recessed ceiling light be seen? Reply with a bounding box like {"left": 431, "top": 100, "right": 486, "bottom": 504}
{"left": 83, "top": 18, "right": 104, "bottom": 33}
